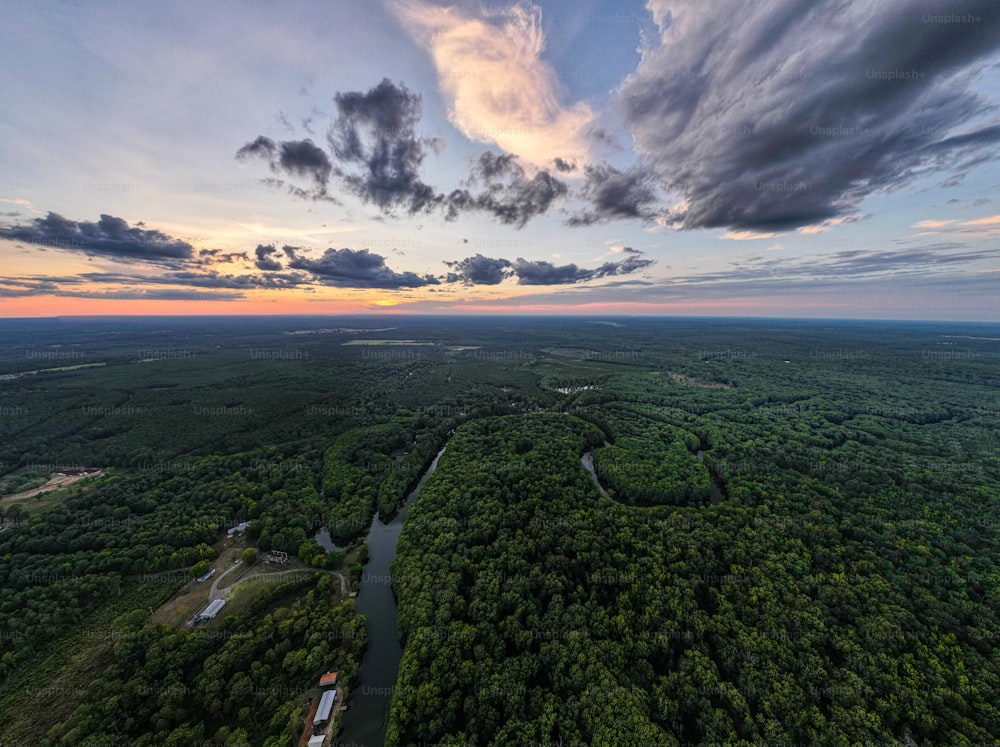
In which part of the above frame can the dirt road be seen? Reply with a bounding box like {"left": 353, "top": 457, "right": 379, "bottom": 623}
{"left": 4, "top": 470, "right": 103, "bottom": 502}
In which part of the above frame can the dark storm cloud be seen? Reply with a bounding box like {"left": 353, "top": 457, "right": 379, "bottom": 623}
{"left": 510, "top": 259, "right": 593, "bottom": 285}
{"left": 237, "top": 82, "right": 565, "bottom": 228}
{"left": 158, "top": 271, "right": 307, "bottom": 289}
{"left": 254, "top": 244, "right": 283, "bottom": 271}
{"left": 512, "top": 252, "right": 656, "bottom": 285}
{"left": 327, "top": 78, "right": 441, "bottom": 214}
{"left": 593, "top": 252, "right": 657, "bottom": 276}
{"left": 237, "top": 135, "right": 335, "bottom": 200}
{"left": 277, "top": 139, "right": 333, "bottom": 186}
{"left": 622, "top": 0, "right": 1000, "bottom": 231}
{"left": 199, "top": 249, "right": 250, "bottom": 264}
{"left": 235, "top": 135, "right": 277, "bottom": 161}
{"left": 444, "top": 248, "right": 655, "bottom": 286}
{"left": 567, "top": 163, "right": 661, "bottom": 226}
{"left": 286, "top": 246, "right": 440, "bottom": 288}
{"left": 444, "top": 253, "right": 513, "bottom": 285}
{"left": 0, "top": 212, "right": 195, "bottom": 263}
{"left": 553, "top": 157, "right": 576, "bottom": 173}
{"left": 445, "top": 152, "right": 568, "bottom": 228}
{"left": 72, "top": 271, "right": 309, "bottom": 290}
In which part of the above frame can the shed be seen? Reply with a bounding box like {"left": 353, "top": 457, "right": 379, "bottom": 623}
{"left": 196, "top": 598, "right": 226, "bottom": 621}
{"left": 313, "top": 689, "right": 336, "bottom": 725}
{"left": 319, "top": 671, "right": 339, "bottom": 688}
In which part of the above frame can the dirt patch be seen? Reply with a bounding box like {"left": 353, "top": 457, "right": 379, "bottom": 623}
{"left": 149, "top": 542, "right": 245, "bottom": 627}
{"left": 2, "top": 470, "right": 104, "bottom": 503}
{"left": 666, "top": 371, "right": 732, "bottom": 389}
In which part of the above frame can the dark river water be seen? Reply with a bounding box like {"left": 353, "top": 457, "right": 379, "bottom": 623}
{"left": 338, "top": 438, "right": 721, "bottom": 745}
{"left": 335, "top": 445, "right": 447, "bottom": 747}
{"left": 315, "top": 527, "right": 344, "bottom": 552}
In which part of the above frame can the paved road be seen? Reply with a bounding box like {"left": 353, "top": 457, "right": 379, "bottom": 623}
{"left": 208, "top": 563, "right": 241, "bottom": 601}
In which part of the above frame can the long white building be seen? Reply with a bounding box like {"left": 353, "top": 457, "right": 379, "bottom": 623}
{"left": 313, "top": 689, "right": 336, "bottom": 726}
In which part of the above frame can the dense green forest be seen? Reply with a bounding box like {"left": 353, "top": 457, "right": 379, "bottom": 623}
{"left": 1, "top": 316, "right": 998, "bottom": 745}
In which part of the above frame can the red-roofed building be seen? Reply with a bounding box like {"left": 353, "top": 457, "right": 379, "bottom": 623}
{"left": 319, "top": 671, "right": 339, "bottom": 689}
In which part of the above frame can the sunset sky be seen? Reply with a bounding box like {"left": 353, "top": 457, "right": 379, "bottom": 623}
{"left": 2, "top": 0, "right": 999, "bottom": 319}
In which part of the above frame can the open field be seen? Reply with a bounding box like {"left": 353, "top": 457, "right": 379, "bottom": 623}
{"left": 2, "top": 470, "right": 104, "bottom": 502}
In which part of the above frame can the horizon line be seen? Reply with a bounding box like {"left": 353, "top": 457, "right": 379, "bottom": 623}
{"left": 1, "top": 313, "right": 998, "bottom": 325}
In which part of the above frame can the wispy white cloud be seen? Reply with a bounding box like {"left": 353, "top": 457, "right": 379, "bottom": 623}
{"left": 912, "top": 213, "right": 1000, "bottom": 238}
{"left": 392, "top": 0, "right": 594, "bottom": 169}
{"left": 799, "top": 217, "right": 850, "bottom": 235}
{"left": 720, "top": 230, "right": 779, "bottom": 241}
{"left": 963, "top": 214, "right": 1000, "bottom": 226}
{"left": 0, "top": 197, "right": 43, "bottom": 215}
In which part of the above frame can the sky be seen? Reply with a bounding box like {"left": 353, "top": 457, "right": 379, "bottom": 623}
{"left": 1, "top": 0, "right": 999, "bottom": 320}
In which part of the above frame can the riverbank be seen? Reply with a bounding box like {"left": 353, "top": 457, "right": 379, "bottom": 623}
{"left": 335, "top": 445, "right": 448, "bottom": 747}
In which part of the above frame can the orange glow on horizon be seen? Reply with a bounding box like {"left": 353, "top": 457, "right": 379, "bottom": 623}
{"left": 0, "top": 295, "right": 796, "bottom": 317}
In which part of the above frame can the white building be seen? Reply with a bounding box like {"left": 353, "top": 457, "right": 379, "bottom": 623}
{"left": 313, "top": 689, "right": 337, "bottom": 726}
{"left": 194, "top": 598, "right": 225, "bottom": 622}
{"left": 227, "top": 520, "right": 251, "bottom": 538}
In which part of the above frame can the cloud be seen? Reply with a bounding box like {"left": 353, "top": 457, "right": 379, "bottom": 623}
{"left": 276, "top": 139, "right": 333, "bottom": 186}
{"left": 237, "top": 136, "right": 336, "bottom": 201}
{"left": 964, "top": 214, "right": 1000, "bottom": 226}
{"left": 254, "top": 243, "right": 284, "bottom": 271}
{"left": 445, "top": 248, "right": 655, "bottom": 286}
{"left": 238, "top": 80, "right": 566, "bottom": 227}
{"left": 0, "top": 212, "right": 194, "bottom": 263}
{"left": 683, "top": 244, "right": 999, "bottom": 285}
{"left": 325, "top": 77, "right": 443, "bottom": 215}
{"left": 392, "top": 0, "right": 594, "bottom": 168}
{"left": 0, "top": 274, "right": 249, "bottom": 300}
{"left": 553, "top": 157, "right": 576, "bottom": 173}
{"left": 149, "top": 271, "right": 307, "bottom": 289}
{"left": 199, "top": 248, "right": 250, "bottom": 264}
{"left": 236, "top": 135, "right": 277, "bottom": 162}
{"left": 238, "top": 79, "right": 451, "bottom": 216}
{"left": 911, "top": 212, "right": 1000, "bottom": 237}
{"left": 567, "top": 163, "right": 661, "bottom": 226}
{"left": 286, "top": 246, "right": 440, "bottom": 288}
{"left": 621, "top": 0, "right": 1000, "bottom": 231}
{"left": 721, "top": 231, "right": 780, "bottom": 241}
{"left": 444, "top": 253, "right": 512, "bottom": 285}
{"left": 511, "top": 258, "right": 592, "bottom": 285}
{"left": 446, "top": 151, "right": 568, "bottom": 228}
{"left": 0, "top": 198, "right": 42, "bottom": 215}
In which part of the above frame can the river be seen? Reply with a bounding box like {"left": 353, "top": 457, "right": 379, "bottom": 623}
{"left": 580, "top": 451, "right": 610, "bottom": 499}
{"left": 335, "top": 445, "right": 447, "bottom": 747}
{"left": 315, "top": 527, "right": 344, "bottom": 552}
